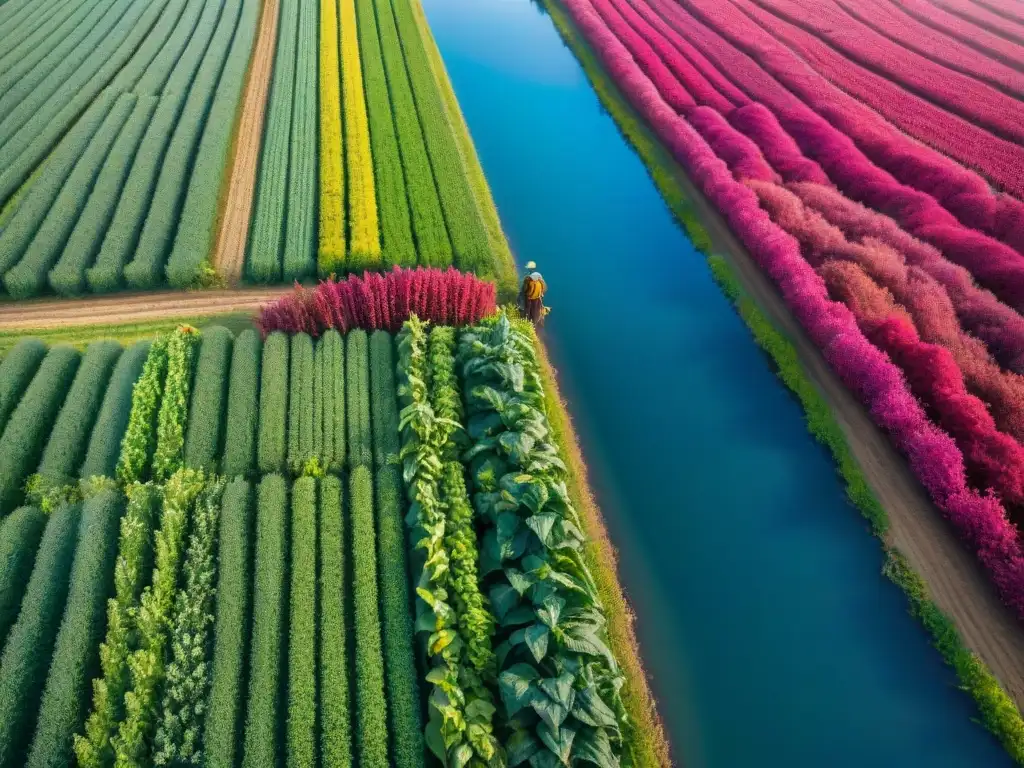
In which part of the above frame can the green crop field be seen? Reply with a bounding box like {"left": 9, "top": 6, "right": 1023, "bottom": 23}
{"left": 0, "top": 313, "right": 652, "bottom": 766}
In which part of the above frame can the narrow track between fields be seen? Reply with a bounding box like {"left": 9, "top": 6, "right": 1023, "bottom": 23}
{"left": 0, "top": 288, "right": 289, "bottom": 329}
{"left": 211, "top": 0, "right": 282, "bottom": 281}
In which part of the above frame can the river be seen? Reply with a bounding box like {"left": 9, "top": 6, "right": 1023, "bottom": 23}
{"left": 419, "top": 0, "right": 1013, "bottom": 764}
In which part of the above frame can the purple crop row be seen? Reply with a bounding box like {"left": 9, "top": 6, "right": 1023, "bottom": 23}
{"left": 561, "top": 0, "right": 1024, "bottom": 615}
{"left": 604, "top": 0, "right": 1024, "bottom": 309}
{"left": 888, "top": 0, "right": 1024, "bottom": 71}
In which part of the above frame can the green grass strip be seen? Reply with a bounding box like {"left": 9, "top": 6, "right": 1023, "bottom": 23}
{"left": 318, "top": 474, "right": 351, "bottom": 766}
{"left": 0, "top": 503, "right": 81, "bottom": 768}
{"left": 288, "top": 477, "right": 316, "bottom": 767}
{"left": 204, "top": 478, "right": 252, "bottom": 768}
{"left": 242, "top": 474, "right": 287, "bottom": 768}
{"left": 27, "top": 490, "right": 123, "bottom": 768}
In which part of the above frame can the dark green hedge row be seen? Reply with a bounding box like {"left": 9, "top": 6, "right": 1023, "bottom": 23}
{"left": 258, "top": 333, "right": 289, "bottom": 475}
{"left": 346, "top": 331, "right": 372, "bottom": 468}
{"left": 350, "top": 466, "right": 388, "bottom": 767}
{"left": 288, "top": 334, "right": 315, "bottom": 476}
{"left": 0, "top": 503, "right": 80, "bottom": 768}
{"left": 0, "top": 346, "right": 80, "bottom": 514}
{"left": 318, "top": 474, "right": 351, "bottom": 766}
{"left": 288, "top": 477, "right": 316, "bottom": 766}
{"left": 183, "top": 327, "right": 233, "bottom": 473}
{"left": 26, "top": 490, "right": 122, "bottom": 768}
{"left": 0, "top": 506, "right": 47, "bottom": 650}
{"left": 242, "top": 474, "right": 287, "bottom": 768}
{"left": 374, "top": 466, "right": 424, "bottom": 768}
{"left": 0, "top": 339, "right": 46, "bottom": 435}
{"left": 153, "top": 480, "right": 225, "bottom": 765}
{"left": 369, "top": 331, "right": 400, "bottom": 468}
{"left": 79, "top": 341, "right": 151, "bottom": 481}
{"left": 317, "top": 330, "right": 345, "bottom": 473}
{"left": 36, "top": 341, "right": 121, "bottom": 491}
{"left": 222, "top": 330, "right": 262, "bottom": 479}
{"left": 204, "top": 478, "right": 252, "bottom": 768}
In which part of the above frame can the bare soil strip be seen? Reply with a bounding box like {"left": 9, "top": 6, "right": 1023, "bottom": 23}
{"left": 211, "top": 0, "right": 282, "bottom": 282}
{"left": 0, "top": 288, "right": 288, "bottom": 329}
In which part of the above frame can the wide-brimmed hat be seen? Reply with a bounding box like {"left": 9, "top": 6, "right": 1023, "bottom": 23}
{"left": 525, "top": 261, "right": 537, "bottom": 270}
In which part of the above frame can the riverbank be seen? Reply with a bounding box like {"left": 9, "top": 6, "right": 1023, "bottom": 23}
{"left": 538, "top": 0, "right": 1024, "bottom": 757}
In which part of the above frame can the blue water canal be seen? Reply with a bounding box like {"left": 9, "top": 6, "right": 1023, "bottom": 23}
{"left": 419, "top": 0, "right": 1014, "bottom": 765}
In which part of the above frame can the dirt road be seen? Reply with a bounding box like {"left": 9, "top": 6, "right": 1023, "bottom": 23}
{"left": 0, "top": 288, "right": 289, "bottom": 330}
{"left": 211, "top": 0, "right": 281, "bottom": 281}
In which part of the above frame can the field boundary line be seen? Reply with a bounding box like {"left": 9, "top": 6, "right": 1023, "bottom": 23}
{"left": 211, "top": 0, "right": 281, "bottom": 282}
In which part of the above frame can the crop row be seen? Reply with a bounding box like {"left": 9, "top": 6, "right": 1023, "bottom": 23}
{"left": 558, "top": 0, "right": 1024, "bottom": 619}
{"left": 0, "top": 0, "right": 259, "bottom": 296}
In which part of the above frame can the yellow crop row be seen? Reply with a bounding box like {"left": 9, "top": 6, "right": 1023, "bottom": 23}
{"left": 319, "top": 0, "right": 345, "bottom": 272}
{"left": 339, "top": 0, "right": 380, "bottom": 267}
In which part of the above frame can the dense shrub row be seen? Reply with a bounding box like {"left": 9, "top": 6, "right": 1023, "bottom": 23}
{"left": 257, "top": 267, "right": 497, "bottom": 336}
{"left": 0, "top": 339, "right": 46, "bottom": 434}
{"left": 152, "top": 327, "right": 200, "bottom": 482}
{"left": 257, "top": 333, "right": 290, "bottom": 475}
{"left": 116, "top": 338, "right": 169, "bottom": 485}
{"left": 26, "top": 490, "right": 122, "bottom": 768}
{"left": 347, "top": 330, "right": 373, "bottom": 468}
{"left": 316, "top": 330, "right": 346, "bottom": 472}
{"left": 203, "top": 478, "right": 252, "bottom": 768}
{"left": 288, "top": 477, "right": 317, "bottom": 766}
{"left": 183, "top": 327, "right": 233, "bottom": 472}
{"left": 79, "top": 342, "right": 151, "bottom": 481}
{"left": 397, "top": 316, "right": 501, "bottom": 764}
{"left": 288, "top": 334, "right": 316, "bottom": 475}
{"left": 242, "top": 474, "right": 287, "bottom": 768}
{"left": 75, "top": 484, "right": 161, "bottom": 767}
{"left": 153, "top": 479, "right": 225, "bottom": 765}
{"left": 318, "top": 475, "right": 351, "bottom": 766}
{"left": 0, "top": 506, "right": 47, "bottom": 648}
{"left": 0, "top": 503, "right": 80, "bottom": 768}
{"left": 458, "top": 314, "right": 626, "bottom": 767}
{"left": 0, "top": 345, "right": 80, "bottom": 513}
{"left": 222, "top": 330, "right": 262, "bottom": 478}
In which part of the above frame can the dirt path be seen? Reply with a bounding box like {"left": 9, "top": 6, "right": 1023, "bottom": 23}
{"left": 0, "top": 288, "right": 289, "bottom": 329}
{"left": 669, "top": 165, "right": 1024, "bottom": 705}
{"left": 211, "top": 0, "right": 281, "bottom": 282}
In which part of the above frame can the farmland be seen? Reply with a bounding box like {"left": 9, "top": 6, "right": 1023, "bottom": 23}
{"left": 0, "top": 267, "right": 660, "bottom": 766}
{"left": 0, "top": 0, "right": 515, "bottom": 298}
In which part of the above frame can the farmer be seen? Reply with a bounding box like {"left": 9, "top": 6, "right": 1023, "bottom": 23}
{"left": 519, "top": 261, "right": 548, "bottom": 325}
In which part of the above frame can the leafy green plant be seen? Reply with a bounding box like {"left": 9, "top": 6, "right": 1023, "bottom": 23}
{"left": 457, "top": 314, "right": 625, "bottom": 767}
{"left": 350, "top": 466, "right": 389, "bottom": 767}
{"left": 222, "top": 330, "right": 262, "bottom": 479}
{"left": 183, "top": 327, "right": 233, "bottom": 473}
{"left": 78, "top": 342, "right": 152, "bottom": 481}
{"left": 152, "top": 327, "right": 200, "bottom": 482}
{"left": 288, "top": 334, "right": 315, "bottom": 475}
{"left": 347, "top": 330, "right": 372, "bottom": 468}
{"left": 0, "top": 503, "right": 81, "bottom": 768}
{"left": 257, "top": 333, "right": 289, "bottom": 475}
{"left": 116, "top": 338, "right": 169, "bottom": 486}
{"left": 34, "top": 341, "right": 122, "bottom": 494}
{"left": 288, "top": 477, "right": 316, "bottom": 766}
{"left": 0, "top": 506, "right": 47, "bottom": 649}
{"left": 0, "top": 345, "right": 80, "bottom": 514}
{"left": 319, "top": 475, "right": 351, "bottom": 767}
{"left": 112, "top": 469, "right": 205, "bottom": 767}
{"left": 27, "top": 490, "right": 123, "bottom": 768}
{"left": 75, "top": 483, "right": 161, "bottom": 768}
{"left": 241, "top": 475, "right": 287, "bottom": 768}
{"left": 203, "top": 479, "right": 252, "bottom": 768}
{"left": 396, "top": 317, "right": 502, "bottom": 766}
{"left": 153, "top": 479, "right": 225, "bottom": 765}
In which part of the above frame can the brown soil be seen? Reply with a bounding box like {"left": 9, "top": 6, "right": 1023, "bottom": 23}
{"left": 211, "top": 0, "right": 281, "bottom": 282}
{"left": 671, "top": 164, "right": 1024, "bottom": 706}
{"left": 0, "top": 288, "right": 289, "bottom": 329}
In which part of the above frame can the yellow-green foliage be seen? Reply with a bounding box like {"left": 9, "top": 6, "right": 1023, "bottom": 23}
{"left": 339, "top": 0, "right": 379, "bottom": 267}
{"left": 319, "top": 0, "right": 345, "bottom": 267}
